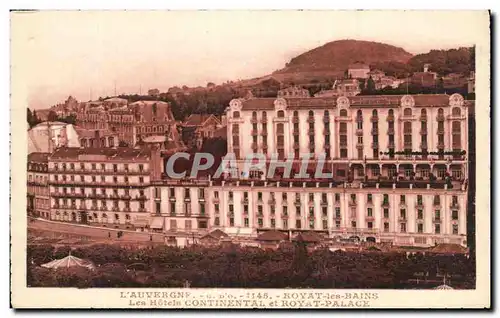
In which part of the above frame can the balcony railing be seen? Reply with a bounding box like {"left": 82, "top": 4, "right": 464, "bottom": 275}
{"left": 356, "top": 128, "right": 363, "bottom": 136}
{"left": 370, "top": 116, "right": 379, "bottom": 122}
{"left": 371, "top": 127, "right": 379, "bottom": 135}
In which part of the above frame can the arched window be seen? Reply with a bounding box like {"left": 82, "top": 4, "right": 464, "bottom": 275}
{"left": 452, "top": 107, "right": 461, "bottom": 116}
{"left": 100, "top": 138, "right": 106, "bottom": 147}
{"left": 357, "top": 110, "right": 362, "bottom": 117}
{"left": 404, "top": 108, "right": 412, "bottom": 116}
{"left": 452, "top": 121, "right": 461, "bottom": 133}
{"left": 233, "top": 111, "right": 240, "bottom": 118}
{"left": 340, "top": 109, "right": 348, "bottom": 117}
{"left": 293, "top": 111, "right": 299, "bottom": 118}
{"left": 324, "top": 110, "right": 329, "bottom": 117}
{"left": 438, "top": 108, "right": 444, "bottom": 115}
{"left": 108, "top": 137, "right": 114, "bottom": 147}
{"left": 277, "top": 110, "right": 285, "bottom": 118}
{"left": 308, "top": 110, "right": 314, "bottom": 117}
{"left": 421, "top": 109, "right": 427, "bottom": 116}
{"left": 252, "top": 111, "right": 257, "bottom": 118}
{"left": 262, "top": 111, "right": 267, "bottom": 119}
{"left": 372, "top": 110, "right": 378, "bottom": 116}
{"left": 389, "top": 109, "right": 394, "bottom": 116}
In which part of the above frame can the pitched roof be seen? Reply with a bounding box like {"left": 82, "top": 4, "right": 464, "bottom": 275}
{"left": 28, "top": 152, "right": 50, "bottom": 163}
{"left": 183, "top": 114, "right": 220, "bottom": 126}
{"left": 293, "top": 231, "right": 322, "bottom": 243}
{"left": 49, "top": 147, "right": 151, "bottom": 161}
{"left": 429, "top": 243, "right": 468, "bottom": 254}
{"left": 257, "top": 230, "right": 288, "bottom": 242}
{"left": 240, "top": 98, "right": 276, "bottom": 111}
{"left": 73, "top": 127, "right": 118, "bottom": 138}
{"left": 41, "top": 255, "right": 95, "bottom": 270}
{"left": 201, "top": 229, "right": 229, "bottom": 240}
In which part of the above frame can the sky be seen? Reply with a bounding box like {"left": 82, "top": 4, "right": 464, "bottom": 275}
{"left": 11, "top": 10, "right": 487, "bottom": 109}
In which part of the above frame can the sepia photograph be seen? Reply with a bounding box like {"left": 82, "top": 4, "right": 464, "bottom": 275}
{"left": 10, "top": 9, "right": 491, "bottom": 309}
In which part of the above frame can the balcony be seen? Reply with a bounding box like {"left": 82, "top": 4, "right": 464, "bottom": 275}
{"left": 281, "top": 213, "right": 289, "bottom": 219}
{"left": 371, "top": 142, "right": 379, "bottom": 149}
{"left": 324, "top": 144, "right": 331, "bottom": 149}
{"left": 356, "top": 128, "right": 363, "bottom": 136}
{"left": 251, "top": 142, "right": 258, "bottom": 150}
{"left": 268, "top": 198, "right": 276, "bottom": 205}
{"left": 388, "top": 141, "right": 395, "bottom": 148}
{"left": 308, "top": 129, "right": 315, "bottom": 135}
{"left": 294, "top": 199, "right": 301, "bottom": 206}
{"left": 136, "top": 195, "right": 148, "bottom": 201}
{"left": 251, "top": 129, "right": 258, "bottom": 136}
{"left": 261, "top": 130, "right": 268, "bottom": 136}
{"left": 437, "top": 114, "right": 445, "bottom": 121}
{"left": 420, "top": 129, "right": 427, "bottom": 135}
{"left": 450, "top": 202, "right": 460, "bottom": 209}
{"left": 437, "top": 142, "right": 445, "bottom": 148}
{"left": 323, "top": 129, "right": 330, "bottom": 135}
{"left": 261, "top": 117, "right": 268, "bottom": 123}
{"left": 339, "top": 142, "right": 348, "bottom": 148}
{"left": 371, "top": 128, "right": 379, "bottom": 135}
{"left": 356, "top": 143, "right": 363, "bottom": 149}
{"left": 348, "top": 200, "right": 357, "bottom": 207}
{"left": 198, "top": 196, "right": 205, "bottom": 202}
{"left": 121, "top": 194, "right": 132, "bottom": 200}
{"left": 242, "top": 198, "right": 249, "bottom": 204}
{"left": 387, "top": 127, "right": 395, "bottom": 135}
{"left": 109, "top": 193, "right": 120, "bottom": 199}
{"left": 293, "top": 130, "right": 299, "bottom": 136}
{"left": 404, "top": 142, "right": 412, "bottom": 149}
{"left": 420, "top": 143, "right": 428, "bottom": 149}
{"left": 433, "top": 217, "right": 441, "bottom": 223}
{"left": 250, "top": 117, "right": 258, "bottom": 124}
{"left": 420, "top": 115, "right": 428, "bottom": 121}
{"left": 292, "top": 117, "right": 299, "bottom": 124}
{"left": 387, "top": 114, "right": 395, "bottom": 122}
{"left": 320, "top": 200, "right": 328, "bottom": 206}
{"left": 370, "top": 116, "right": 379, "bottom": 122}
{"left": 307, "top": 117, "right": 315, "bottom": 123}
{"left": 169, "top": 196, "right": 176, "bottom": 201}
{"left": 381, "top": 201, "right": 390, "bottom": 208}
{"left": 415, "top": 202, "right": 424, "bottom": 209}
{"left": 433, "top": 201, "right": 441, "bottom": 207}
{"left": 398, "top": 216, "right": 407, "bottom": 222}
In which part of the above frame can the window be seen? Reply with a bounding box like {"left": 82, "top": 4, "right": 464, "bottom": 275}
{"left": 335, "top": 207, "right": 341, "bottom": 218}
{"left": 283, "top": 219, "right": 288, "bottom": 229}
{"left": 435, "top": 224, "right": 441, "bottom": 234}
{"left": 170, "top": 220, "right": 177, "bottom": 230}
{"left": 367, "top": 194, "right": 372, "bottom": 203}
{"left": 383, "top": 208, "right": 389, "bottom": 218}
{"left": 400, "top": 223, "right": 406, "bottom": 233}
{"left": 384, "top": 222, "right": 389, "bottom": 232}
{"left": 271, "top": 219, "right": 276, "bottom": 228}
{"left": 435, "top": 210, "right": 441, "bottom": 220}
{"left": 322, "top": 206, "right": 327, "bottom": 217}
{"left": 170, "top": 202, "right": 176, "bottom": 214}
{"left": 322, "top": 220, "right": 328, "bottom": 230}
{"left": 367, "top": 208, "right": 373, "bottom": 217}
{"left": 452, "top": 224, "right": 459, "bottom": 235}
{"left": 185, "top": 220, "right": 192, "bottom": 230}
{"left": 296, "top": 206, "right": 301, "bottom": 216}
{"left": 340, "top": 109, "right": 348, "bottom": 117}
{"left": 169, "top": 188, "right": 175, "bottom": 198}
{"left": 400, "top": 209, "right": 406, "bottom": 219}
{"left": 452, "top": 210, "right": 458, "bottom": 220}
{"left": 296, "top": 219, "right": 302, "bottom": 229}
{"left": 400, "top": 195, "right": 406, "bottom": 203}
{"left": 404, "top": 108, "right": 412, "bottom": 116}
{"left": 214, "top": 217, "right": 220, "bottom": 226}
{"left": 214, "top": 204, "right": 219, "bottom": 213}
{"left": 417, "top": 223, "right": 424, "bottom": 233}
{"left": 351, "top": 221, "right": 356, "bottom": 228}
{"left": 229, "top": 218, "right": 234, "bottom": 226}
{"left": 417, "top": 209, "right": 423, "bottom": 219}
{"left": 309, "top": 219, "right": 314, "bottom": 229}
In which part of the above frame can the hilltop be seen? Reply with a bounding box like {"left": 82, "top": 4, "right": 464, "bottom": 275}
{"left": 271, "top": 39, "right": 414, "bottom": 83}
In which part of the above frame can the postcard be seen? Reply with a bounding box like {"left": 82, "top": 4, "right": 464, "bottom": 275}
{"left": 10, "top": 10, "right": 491, "bottom": 309}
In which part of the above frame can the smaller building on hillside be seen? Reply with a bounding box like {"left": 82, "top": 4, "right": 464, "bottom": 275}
{"left": 348, "top": 63, "right": 370, "bottom": 79}
{"left": 181, "top": 114, "right": 224, "bottom": 149}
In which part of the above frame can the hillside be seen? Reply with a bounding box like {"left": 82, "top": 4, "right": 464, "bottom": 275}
{"left": 273, "top": 39, "right": 414, "bottom": 82}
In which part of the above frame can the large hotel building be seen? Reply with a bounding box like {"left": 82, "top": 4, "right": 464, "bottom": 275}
{"left": 37, "top": 89, "right": 471, "bottom": 248}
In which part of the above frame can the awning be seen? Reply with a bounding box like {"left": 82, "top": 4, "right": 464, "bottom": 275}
{"left": 133, "top": 218, "right": 149, "bottom": 227}
{"left": 150, "top": 217, "right": 164, "bottom": 230}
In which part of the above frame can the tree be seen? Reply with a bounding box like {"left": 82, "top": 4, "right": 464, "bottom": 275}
{"left": 47, "top": 110, "right": 58, "bottom": 122}
{"left": 366, "top": 76, "right": 376, "bottom": 93}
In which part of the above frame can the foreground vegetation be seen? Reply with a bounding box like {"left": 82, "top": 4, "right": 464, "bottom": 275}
{"left": 27, "top": 243, "right": 475, "bottom": 289}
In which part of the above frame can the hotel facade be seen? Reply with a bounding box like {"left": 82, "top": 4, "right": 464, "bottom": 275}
{"left": 36, "top": 92, "right": 471, "bottom": 248}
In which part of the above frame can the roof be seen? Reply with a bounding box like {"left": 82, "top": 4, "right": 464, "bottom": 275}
{"left": 129, "top": 100, "right": 169, "bottom": 106}
{"left": 238, "top": 94, "right": 454, "bottom": 110}
{"left": 429, "top": 243, "right": 468, "bottom": 254}
{"left": 103, "top": 97, "right": 128, "bottom": 104}
{"left": 434, "top": 284, "right": 454, "bottom": 290}
{"left": 368, "top": 69, "right": 385, "bottom": 74}
{"left": 183, "top": 114, "right": 220, "bottom": 127}
{"left": 213, "top": 126, "right": 227, "bottom": 139}
{"left": 49, "top": 147, "right": 151, "bottom": 161}
{"left": 293, "top": 231, "right": 322, "bottom": 243}
{"left": 142, "top": 135, "right": 167, "bottom": 143}
{"left": 201, "top": 229, "right": 229, "bottom": 240}
{"left": 28, "top": 152, "right": 50, "bottom": 163}
{"left": 41, "top": 255, "right": 95, "bottom": 270}
{"left": 257, "top": 230, "right": 288, "bottom": 242}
